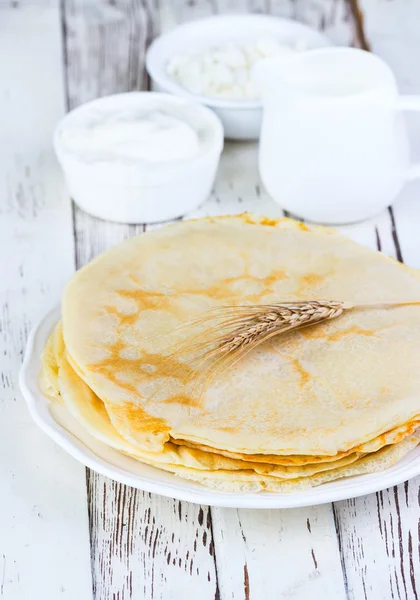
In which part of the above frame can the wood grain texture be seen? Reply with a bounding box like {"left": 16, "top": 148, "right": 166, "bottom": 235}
{"left": 210, "top": 507, "right": 346, "bottom": 600}
{"left": 164, "top": 0, "right": 355, "bottom": 44}
{"left": 64, "top": 0, "right": 156, "bottom": 106}
{"left": 87, "top": 475, "right": 218, "bottom": 599}
{"left": 332, "top": 3, "right": 420, "bottom": 599}
{"left": 334, "top": 485, "right": 420, "bottom": 600}
{"left": 0, "top": 5, "right": 92, "bottom": 599}
{"left": 63, "top": 1, "right": 220, "bottom": 598}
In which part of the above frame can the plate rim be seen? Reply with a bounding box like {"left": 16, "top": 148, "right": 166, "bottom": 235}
{"left": 19, "top": 306, "right": 420, "bottom": 509}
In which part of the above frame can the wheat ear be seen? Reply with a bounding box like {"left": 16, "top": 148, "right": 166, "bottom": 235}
{"left": 165, "top": 299, "right": 420, "bottom": 397}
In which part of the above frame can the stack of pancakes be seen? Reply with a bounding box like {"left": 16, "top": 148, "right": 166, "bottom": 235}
{"left": 40, "top": 215, "right": 420, "bottom": 492}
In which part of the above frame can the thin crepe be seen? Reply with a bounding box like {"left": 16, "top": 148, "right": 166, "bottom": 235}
{"left": 42, "top": 332, "right": 420, "bottom": 474}
{"left": 40, "top": 322, "right": 64, "bottom": 403}
{"left": 181, "top": 430, "right": 420, "bottom": 492}
{"left": 61, "top": 214, "right": 420, "bottom": 455}
{"left": 53, "top": 351, "right": 420, "bottom": 489}
{"left": 57, "top": 353, "right": 365, "bottom": 478}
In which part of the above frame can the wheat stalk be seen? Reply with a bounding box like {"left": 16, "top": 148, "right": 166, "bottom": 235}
{"left": 143, "top": 298, "right": 420, "bottom": 406}
{"left": 214, "top": 300, "right": 349, "bottom": 354}
{"left": 166, "top": 299, "right": 420, "bottom": 397}
{"left": 188, "top": 299, "right": 420, "bottom": 359}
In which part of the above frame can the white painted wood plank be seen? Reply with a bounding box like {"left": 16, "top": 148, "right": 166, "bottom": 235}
{"left": 270, "top": 0, "right": 354, "bottom": 45}
{"left": 334, "top": 485, "right": 420, "bottom": 600}
{"left": 0, "top": 5, "right": 92, "bottom": 599}
{"left": 165, "top": 0, "right": 354, "bottom": 46}
{"left": 87, "top": 476, "right": 218, "bottom": 600}
{"left": 211, "top": 507, "right": 346, "bottom": 600}
{"left": 332, "top": 3, "right": 420, "bottom": 599}
{"left": 64, "top": 1, "right": 219, "bottom": 598}
{"left": 190, "top": 142, "right": 284, "bottom": 219}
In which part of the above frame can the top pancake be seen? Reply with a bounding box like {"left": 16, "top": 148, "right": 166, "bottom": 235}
{"left": 62, "top": 214, "right": 420, "bottom": 455}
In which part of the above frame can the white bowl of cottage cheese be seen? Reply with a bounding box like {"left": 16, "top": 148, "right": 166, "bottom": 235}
{"left": 146, "top": 15, "right": 332, "bottom": 139}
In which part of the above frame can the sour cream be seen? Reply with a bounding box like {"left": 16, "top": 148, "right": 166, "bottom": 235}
{"left": 53, "top": 92, "right": 223, "bottom": 224}
{"left": 59, "top": 108, "right": 201, "bottom": 163}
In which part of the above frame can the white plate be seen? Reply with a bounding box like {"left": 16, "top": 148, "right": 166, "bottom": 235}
{"left": 20, "top": 307, "right": 420, "bottom": 509}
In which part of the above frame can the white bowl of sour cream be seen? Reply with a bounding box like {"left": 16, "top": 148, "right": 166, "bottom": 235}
{"left": 146, "top": 14, "right": 332, "bottom": 140}
{"left": 54, "top": 92, "right": 224, "bottom": 224}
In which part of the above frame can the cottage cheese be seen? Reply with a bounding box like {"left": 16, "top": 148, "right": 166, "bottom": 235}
{"left": 167, "top": 37, "right": 308, "bottom": 100}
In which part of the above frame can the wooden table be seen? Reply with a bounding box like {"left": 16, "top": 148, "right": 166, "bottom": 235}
{"left": 2, "top": 1, "right": 420, "bottom": 598}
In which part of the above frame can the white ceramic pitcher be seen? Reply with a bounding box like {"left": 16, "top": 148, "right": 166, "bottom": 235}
{"left": 255, "top": 48, "right": 420, "bottom": 224}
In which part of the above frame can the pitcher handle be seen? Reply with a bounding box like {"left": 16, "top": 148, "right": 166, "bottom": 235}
{"left": 399, "top": 95, "right": 420, "bottom": 181}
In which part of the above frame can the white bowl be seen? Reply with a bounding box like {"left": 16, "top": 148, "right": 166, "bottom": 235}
{"left": 54, "top": 92, "right": 224, "bottom": 224}
{"left": 146, "top": 15, "right": 333, "bottom": 140}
